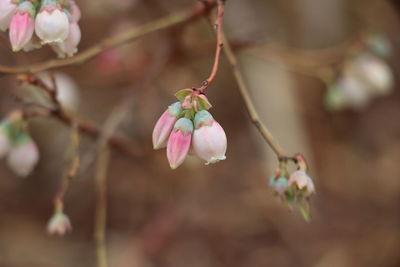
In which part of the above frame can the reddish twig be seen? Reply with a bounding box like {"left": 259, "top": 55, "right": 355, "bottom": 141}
{"left": 198, "top": 0, "right": 225, "bottom": 93}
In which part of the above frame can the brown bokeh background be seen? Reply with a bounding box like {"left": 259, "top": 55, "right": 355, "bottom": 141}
{"left": 0, "top": 0, "right": 399, "bottom": 266}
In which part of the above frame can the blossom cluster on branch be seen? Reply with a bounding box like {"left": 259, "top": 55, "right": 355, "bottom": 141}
{"left": 0, "top": 0, "right": 81, "bottom": 57}
{"left": 153, "top": 89, "right": 227, "bottom": 170}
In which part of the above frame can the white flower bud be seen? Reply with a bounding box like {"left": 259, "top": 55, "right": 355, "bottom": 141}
{"left": 47, "top": 212, "right": 72, "bottom": 236}
{"left": 192, "top": 110, "right": 227, "bottom": 165}
{"left": 35, "top": 2, "right": 69, "bottom": 44}
{"left": 7, "top": 134, "right": 39, "bottom": 177}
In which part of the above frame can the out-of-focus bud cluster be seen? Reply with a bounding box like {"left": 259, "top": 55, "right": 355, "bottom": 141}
{"left": 0, "top": 110, "right": 39, "bottom": 177}
{"left": 0, "top": 0, "right": 81, "bottom": 57}
{"left": 269, "top": 154, "right": 315, "bottom": 221}
{"left": 152, "top": 89, "right": 227, "bottom": 170}
{"left": 325, "top": 33, "right": 394, "bottom": 111}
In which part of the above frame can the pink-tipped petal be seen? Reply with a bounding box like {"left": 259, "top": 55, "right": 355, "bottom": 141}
{"left": 9, "top": 4, "right": 35, "bottom": 52}
{"left": 166, "top": 118, "right": 193, "bottom": 169}
{"left": 152, "top": 102, "right": 181, "bottom": 150}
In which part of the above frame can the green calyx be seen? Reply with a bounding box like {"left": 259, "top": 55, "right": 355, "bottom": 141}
{"left": 167, "top": 102, "right": 182, "bottom": 118}
{"left": 173, "top": 118, "right": 193, "bottom": 135}
{"left": 0, "top": 117, "right": 31, "bottom": 146}
{"left": 194, "top": 110, "right": 214, "bottom": 129}
{"left": 18, "top": 1, "right": 37, "bottom": 17}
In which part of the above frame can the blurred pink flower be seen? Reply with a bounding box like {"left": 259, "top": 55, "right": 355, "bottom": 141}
{"left": 52, "top": 21, "right": 81, "bottom": 58}
{"left": 288, "top": 170, "right": 315, "bottom": 195}
{"left": 9, "top": 1, "right": 35, "bottom": 52}
{"left": 0, "top": 0, "right": 18, "bottom": 31}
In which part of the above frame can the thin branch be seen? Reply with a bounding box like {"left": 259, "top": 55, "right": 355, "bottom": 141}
{"left": 53, "top": 124, "right": 80, "bottom": 211}
{"left": 221, "top": 30, "right": 291, "bottom": 160}
{"left": 0, "top": 0, "right": 219, "bottom": 75}
{"left": 199, "top": 0, "right": 225, "bottom": 92}
{"left": 19, "top": 75, "right": 142, "bottom": 157}
{"left": 91, "top": 27, "right": 172, "bottom": 267}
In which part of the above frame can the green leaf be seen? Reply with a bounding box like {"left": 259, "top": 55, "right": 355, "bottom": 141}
{"left": 175, "top": 89, "right": 193, "bottom": 102}
{"left": 195, "top": 94, "right": 212, "bottom": 111}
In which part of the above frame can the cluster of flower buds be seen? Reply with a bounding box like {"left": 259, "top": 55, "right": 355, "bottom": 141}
{"left": 153, "top": 88, "right": 227, "bottom": 169}
{"left": 0, "top": 0, "right": 81, "bottom": 57}
{"left": 0, "top": 110, "right": 39, "bottom": 177}
{"left": 269, "top": 154, "right": 315, "bottom": 221}
{"left": 325, "top": 34, "right": 394, "bottom": 111}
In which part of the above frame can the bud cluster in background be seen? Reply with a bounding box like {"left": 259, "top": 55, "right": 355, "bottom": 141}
{"left": 153, "top": 88, "right": 227, "bottom": 170}
{"left": 325, "top": 34, "right": 394, "bottom": 111}
{"left": 0, "top": 0, "right": 81, "bottom": 57}
{"left": 269, "top": 154, "right": 315, "bottom": 221}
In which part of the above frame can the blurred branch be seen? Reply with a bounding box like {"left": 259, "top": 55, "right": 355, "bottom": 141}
{"left": 19, "top": 75, "right": 142, "bottom": 157}
{"left": 53, "top": 124, "right": 80, "bottom": 211}
{"left": 221, "top": 31, "right": 291, "bottom": 160}
{"left": 91, "top": 26, "right": 172, "bottom": 266}
{"left": 0, "top": 0, "right": 219, "bottom": 75}
{"left": 94, "top": 143, "right": 110, "bottom": 267}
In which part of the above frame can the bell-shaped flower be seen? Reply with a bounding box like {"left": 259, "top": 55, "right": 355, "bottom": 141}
{"left": 47, "top": 212, "right": 72, "bottom": 236}
{"left": 9, "top": 1, "right": 35, "bottom": 52}
{"left": 192, "top": 110, "right": 227, "bottom": 164}
{"left": 353, "top": 54, "right": 394, "bottom": 96}
{"left": 166, "top": 118, "right": 193, "bottom": 169}
{"left": 288, "top": 170, "right": 315, "bottom": 196}
{"left": 52, "top": 21, "right": 81, "bottom": 58}
{"left": 7, "top": 133, "right": 39, "bottom": 177}
{"left": 0, "top": 0, "right": 18, "bottom": 31}
{"left": 152, "top": 102, "right": 182, "bottom": 150}
{"left": 35, "top": 0, "right": 69, "bottom": 44}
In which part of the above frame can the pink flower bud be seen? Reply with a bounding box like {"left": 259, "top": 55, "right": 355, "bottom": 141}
{"left": 7, "top": 134, "right": 39, "bottom": 177}
{"left": 35, "top": 1, "right": 69, "bottom": 44}
{"left": 192, "top": 110, "right": 227, "bottom": 164}
{"left": 288, "top": 170, "right": 315, "bottom": 195}
{"left": 0, "top": 122, "right": 11, "bottom": 158}
{"left": 166, "top": 118, "right": 193, "bottom": 169}
{"left": 52, "top": 21, "right": 81, "bottom": 58}
{"left": 9, "top": 1, "right": 35, "bottom": 52}
{"left": 152, "top": 102, "right": 182, "bottom": 150}
{"left": 0, "top": 0, "right": 17, "bottom": 31}
{"left": 47, "top": 212, "right": 72, "bottom": 236}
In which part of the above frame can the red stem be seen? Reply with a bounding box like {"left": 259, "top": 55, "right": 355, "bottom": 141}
{"left": 198, "top": 0, "right": 225, "bottom": 93}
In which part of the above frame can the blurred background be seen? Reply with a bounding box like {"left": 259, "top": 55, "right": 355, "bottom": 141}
{"left": 0, "top": 0, "right": 400, "bottom": 266}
